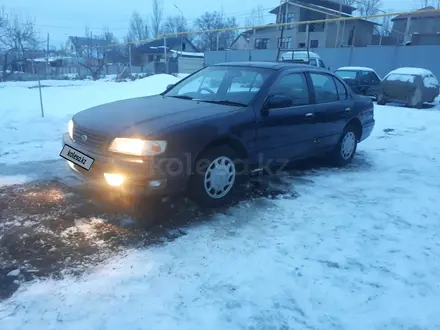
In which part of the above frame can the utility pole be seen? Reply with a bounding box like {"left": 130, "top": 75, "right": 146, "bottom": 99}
{"left": 46, "top": 33, "right": 50, "bottom": 77}
{"left": 335, "top": 0, "right": 342, "bottom": 48}
{"left": 163, "top": 37, "right": 168, "bottom": 73}
{"left": 128, "top": 42, "right": 132, "bottom": 75}
{"left": 174, "top": 4, "right": 184, "bottom": 53}
{"left": 276, "top": 0, "right": 288, "bottom": 61}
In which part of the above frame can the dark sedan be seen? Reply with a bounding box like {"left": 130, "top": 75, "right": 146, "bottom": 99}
{"left": 60, "top": 62, "right": 375, "bottom": 209}
{"left": 335, "top": 66, "right": 382, "bottom": 100}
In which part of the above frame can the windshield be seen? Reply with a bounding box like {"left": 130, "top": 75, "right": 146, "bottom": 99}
{"left": 164, "top": 66, "right": 273, "bottom": 106}
{"left": 335, "top": 70, "right": 358, "bottom": 79}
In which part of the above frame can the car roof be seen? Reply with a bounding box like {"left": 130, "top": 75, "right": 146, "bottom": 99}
{"left": 336, "top": 66, "right": 375, "bottom": 72}
{"left": 212, "top": 61, "right": 324, "bottom": 71}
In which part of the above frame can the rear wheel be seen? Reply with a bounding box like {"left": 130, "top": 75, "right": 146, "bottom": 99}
{"left": 377, "top": 93, "right": 387, "bottom": 105}
{"left": 410, "top": 88, "right": 423, "bottom": 109}
{"left": 328, "top": 125, "right": 358, "bottom": 167}
{"left": 187, "top": 145, "right": 245, "bottom": 208}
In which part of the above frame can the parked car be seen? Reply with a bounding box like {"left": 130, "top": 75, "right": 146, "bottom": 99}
{"left": 280, "top": 51, "right": 328, "bottom": 69}
{"left": 60, "top": 62, "right": 375, "bottom": 211}
{"left": 377, "top": 67, "right": 440, "bottom": 108}
{"left": 335, "top": 66, "right": 382, "bottom": 100}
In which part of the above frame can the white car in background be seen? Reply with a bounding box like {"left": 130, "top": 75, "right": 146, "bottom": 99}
{"left": 377, "top": 67, "right": 440, "bottom": 108}
{"left": 280, "top": 51, "right": 328, "bottom": 69}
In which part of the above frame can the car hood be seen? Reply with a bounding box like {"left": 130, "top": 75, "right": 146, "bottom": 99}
{"left": 73, "top": 95, "right": 242, "bottom": 136}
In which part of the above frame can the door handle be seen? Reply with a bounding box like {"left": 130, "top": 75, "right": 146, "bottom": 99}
{"left": 344, "top": 107, "right": 351, "bottom": 112}
{"left": 305, "top": 112, "right": 314, "bottom": 117}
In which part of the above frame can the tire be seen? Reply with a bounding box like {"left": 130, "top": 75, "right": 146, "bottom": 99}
{"left": 410, "top": 88, "right": 423, "bottom": 109}
{"left": 187, "top": 145, "right": 245, "bottom": 208}
{"left": 377, "top": 93, "right": 387, "bottom": 105}
{"left": 328, "top": 125, "right": 358, "bottom": 167}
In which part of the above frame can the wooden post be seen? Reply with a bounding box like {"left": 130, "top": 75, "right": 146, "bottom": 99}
{"left": 38, "top": 77, "right": 44, "bottom": 118}
{"left": 128, "top": 43, "right": 132, "bottom": 75}
{"left": 404, "top": 15, "right": 412, "bottom": 44}
{"left": 163, "top": 37, "right": 167, "bottom": 73}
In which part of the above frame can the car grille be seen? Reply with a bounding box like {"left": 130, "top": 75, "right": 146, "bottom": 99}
{"left": 73, "top": 124, "right": 109, "bottom": 152}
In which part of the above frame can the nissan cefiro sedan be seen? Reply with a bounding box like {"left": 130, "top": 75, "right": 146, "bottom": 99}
{"left": 60, "top": 62, "right": 375, "bottom": 209}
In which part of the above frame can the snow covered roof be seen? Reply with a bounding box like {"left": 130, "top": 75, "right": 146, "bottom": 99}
{"left": 336, "top": 66, "right": 375, "bottom": 71}
{"left": 388, "top": 67, "right": 434, "bottom": 76}
{"left": 170, "top": 50, "right": 204, "bottom": 58}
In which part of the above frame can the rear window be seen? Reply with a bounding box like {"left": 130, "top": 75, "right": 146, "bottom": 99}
{"left": 385, "top": 73, "right": 415, "bottom": 83}
{"left": 335, "top": 70, "right": 357, "bottom": 79}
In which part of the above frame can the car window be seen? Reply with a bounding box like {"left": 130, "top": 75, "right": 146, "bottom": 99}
{"left": 310, "top": 73, "right": 339, "bottom": 103}
{"left": 309, "top": 59, "right": 317, "bottom": 67}
{"left": 177, "top": 70, "right": 226, "bottom": 95}
{"left": 269, "top": 73, "right": 310, "bottom": 107}
{"left": 318, "top": 60, "right": 326, "bottom": 68}
{"left": 360, "top": 71, "right": 379, "bottom": 83}
{"left": 335, "top": 70, "right": 357, "bottom": 79}
{"left": 165, "top": 66, "right": 273, "bottom": 105}
{"left": 385, "top": 73, "right": 415, "bottom": 83}
{"left": 334, "top": 77, "right": 348, "bottom": 100}
{"left": 229, "top": 71, "right": 264, "bottom": 93}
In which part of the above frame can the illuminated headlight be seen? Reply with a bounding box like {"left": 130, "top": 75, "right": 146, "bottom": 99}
{"left": 108, "top": 138, "right": 167, "bottom": 156}
{"left": 68, "top": 120, "right": 74, "bottom": 140}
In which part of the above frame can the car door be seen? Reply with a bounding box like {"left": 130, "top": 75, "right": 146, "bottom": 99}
{"left": 307, "top": 72, "right": 355, "bottom": 150}
{"left": 255, "top": 71, "right": 317, "bottom": 163}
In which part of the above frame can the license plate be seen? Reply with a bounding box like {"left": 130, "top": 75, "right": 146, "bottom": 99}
{"left": 60, "top": 144, "right": 94, "bottom": 171}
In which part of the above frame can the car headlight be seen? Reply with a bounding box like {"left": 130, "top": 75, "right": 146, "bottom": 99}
{"left": 68, "top": 120, "right": 74, "bottom": 140}
{"left": 108, "top": 138, "right": 167, "bottom": 156}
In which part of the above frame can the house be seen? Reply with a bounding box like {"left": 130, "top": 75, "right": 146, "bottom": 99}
{"left": 391, "top": 6, "right": 440, "bottom": 44}
{"left": 134, "top": 37, "right": 199, "bottom": 66}
{"left": 230, "top": 0, "right": 379, "bottom": 50}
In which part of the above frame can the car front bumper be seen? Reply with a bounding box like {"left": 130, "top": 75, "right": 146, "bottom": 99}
{"left": 61, "top": 133, "right": 187, "bottom": 197}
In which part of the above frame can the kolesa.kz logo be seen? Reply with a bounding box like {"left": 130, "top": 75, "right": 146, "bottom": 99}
{"left": 67, "top": 150, "right": 88, "bottom": 165}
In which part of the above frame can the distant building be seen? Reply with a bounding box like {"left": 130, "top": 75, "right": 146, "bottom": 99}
{"left": 133, "top": 37, "right": 199, "bottom": 66}
{"left": 230, "top": 0, "right": 379, "bottom": 50}
{"left": 391, "top": 6, "right": 440, "bottom": 45}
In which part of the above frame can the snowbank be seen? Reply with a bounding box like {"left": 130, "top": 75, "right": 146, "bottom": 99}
{"left": 0, "top": 74, "right": 180, "bottom": 164}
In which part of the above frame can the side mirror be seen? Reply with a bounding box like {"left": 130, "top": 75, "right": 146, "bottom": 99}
{"left": 328, "top": 67, "right": 332, "bottom": 71}
{"left": 166, "top": 84, "right": 174, "bottom": 91}
{"left": 264, "top": 95, "right": 292, "bottom": 111}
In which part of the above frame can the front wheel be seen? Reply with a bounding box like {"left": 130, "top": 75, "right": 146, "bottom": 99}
{"left": 328, "top": 126, "right": 358, "bottom": 166}
{"left": 187, "top": 145, "right": 245, "bottom": 208}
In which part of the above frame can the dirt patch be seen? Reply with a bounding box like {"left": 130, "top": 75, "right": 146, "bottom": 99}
{"left": 0, "top": 173, "right": 299, "bottom": 301}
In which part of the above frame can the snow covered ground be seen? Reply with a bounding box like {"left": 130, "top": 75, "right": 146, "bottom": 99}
{"left": 0, "top": 74, "right": 180, "bottom": 165}
{"left": 1, "top": 77, "right": 440, "bottom": 329}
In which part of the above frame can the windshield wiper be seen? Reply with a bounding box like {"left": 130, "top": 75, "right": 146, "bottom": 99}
{"left": 167, "top": 95, "right": 193, "bottom": 100}
{"left": 195, "top": 99, "right": 246, "bottom": 107}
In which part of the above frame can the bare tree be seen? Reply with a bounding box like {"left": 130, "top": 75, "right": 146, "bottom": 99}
{"left": 126, "top": 11, "right": 149, "bottom": 42}
{"left": 151, "top": 0, "right": 164, "bottom": 37}
{"left": 0, "top": 8, "right": 40, "bottom": 80}
{"left": 419, "top": 0, "right": 430, "bottom": 7}
{"left": 162, "top": 15, "right": 188, "bottom": 35}
{"left": 341, "top": 0, "right": 357, "bottom": 6}
{"left": 75, "top": 28, "right": 108, "bottom": 80}
{"left": 356, "top": 0, "right": 382, "bottom": 15}
{"left": 381, "top": 14, "right": 392, "bottom": 35}
{"left": 245, "top": 5, "right": 266, "bottom": 27}
{"left": 194, "top": 11, "right": 238, "bottom": 51}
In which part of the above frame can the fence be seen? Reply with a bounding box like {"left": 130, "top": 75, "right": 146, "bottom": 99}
{"left": 204, "top": 45, "right": 440, "bottom": 79}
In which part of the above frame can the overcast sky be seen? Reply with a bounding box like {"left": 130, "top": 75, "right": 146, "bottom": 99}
{"left": 3, "top": 0, "right": 416, "bottom": 48}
